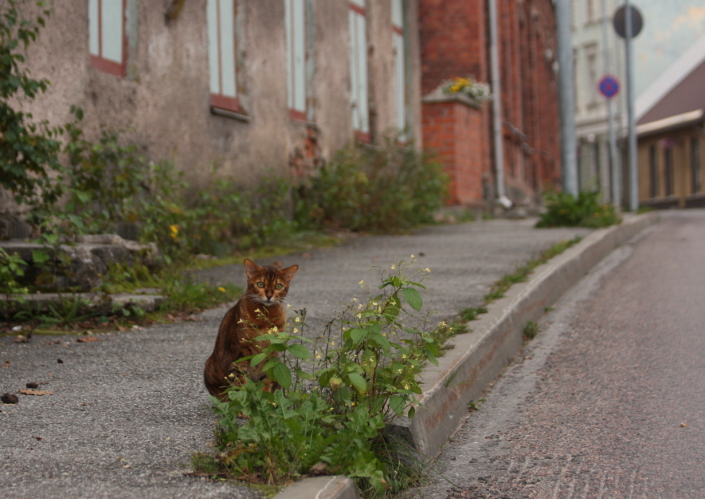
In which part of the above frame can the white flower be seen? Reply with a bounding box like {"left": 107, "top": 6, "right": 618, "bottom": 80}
{"left": 293, "top": 328, "right": 299, "bottom": 333}
{"left": 359, "top": 280, "right": 365, "bottom": 285}
{"left": 294, "top": 317, "right": 300, "bottom": 323}
{"left": 391, "top": 265, "right": 396, "bottom": 270}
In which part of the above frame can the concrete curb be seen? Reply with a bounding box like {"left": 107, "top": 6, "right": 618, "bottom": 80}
{"left": 274, "top": 212, "right": 659, "bottom": 499}
{"left": 408, "top": 211, "right": 659, "bottom": 458}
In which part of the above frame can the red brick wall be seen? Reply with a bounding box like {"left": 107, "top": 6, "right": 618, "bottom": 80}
{"left": 418, "top": 0, "right": 487, "bottom": 95}
{"left": 418, "top": 0, "right": 561, "bottom": 206}
{"left": 423, "top": 99, "right": 487, "bottom": 206}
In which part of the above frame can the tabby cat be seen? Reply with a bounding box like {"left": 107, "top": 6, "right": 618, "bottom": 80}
{"left": 204, "top": 258, "right": 299, "bottom": 400}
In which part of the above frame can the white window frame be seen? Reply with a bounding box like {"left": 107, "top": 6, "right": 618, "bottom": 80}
{"left": 285, "top": 0, "right": 308, "bottom": 121}
{"left": 392, "top": 0, "right": 406, "bottom": 135}
{"left": 89, "top": 0, "right": 127, "bottom": 77}
{"left": 207, "top": 0, "right": 242, "bottom": 113}
{"left": 349, "top": 0, "right": 369, "bottom": 140}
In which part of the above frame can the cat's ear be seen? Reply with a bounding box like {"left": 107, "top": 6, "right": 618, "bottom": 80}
{"left": 243, "top": 259, "right": 260, "bottom": 279}
{"left": 280, "top": 264, "right": 299, "bottom": 282}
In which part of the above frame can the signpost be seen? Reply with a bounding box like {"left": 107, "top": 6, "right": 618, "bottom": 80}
{"left": 613, "top": 2, "right": 643, "bottom": 212}
{"left": 598, "top": 75, "right": 620, "bottom": 99}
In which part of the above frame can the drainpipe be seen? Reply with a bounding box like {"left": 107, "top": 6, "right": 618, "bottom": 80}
{"left": 488, "top": 0, "right": 509, "bottom": 207}
{"left": 556, "top": 0, "right": 579, "bottom": 195}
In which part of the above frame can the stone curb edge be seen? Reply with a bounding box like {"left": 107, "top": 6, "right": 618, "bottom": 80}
{"left": 273, "top": 212, "right": 659, "bottom": 499}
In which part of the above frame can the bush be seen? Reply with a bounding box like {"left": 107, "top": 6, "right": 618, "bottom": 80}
{"left": 0, "top": 1, "right": 64, "bottom": 208}
{"left": 536, "top": 191, "right": 621, "bottom": 229}
{"left": 294, "top": 133, "right": 448, "bottom": 232}
{"left": 208, "top": 259, "right": 452, "bottom": 496}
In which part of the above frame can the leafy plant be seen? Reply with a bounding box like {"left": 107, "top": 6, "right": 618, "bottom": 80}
{"left": 536, "top": 191, "right": 621, "bottom": 228}
{"left": 294, "top": 133, "right": 448, "bottom": 233}
{"left": 208, "top": 259, "right": 451, "bottom": 496}
{"left": 0, "top": 0, "right": 64, "bottom": 209}
{"left": 523, "top": 320, "right": 540, "bottom": 339}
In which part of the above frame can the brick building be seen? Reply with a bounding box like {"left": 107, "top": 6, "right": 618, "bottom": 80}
{"left": 418, "top": 0, "right": 562, "bottom": 208}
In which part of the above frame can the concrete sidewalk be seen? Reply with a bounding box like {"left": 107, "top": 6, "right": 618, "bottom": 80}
{"left": 2, "top": 217, "right": 639, "bottom": 499}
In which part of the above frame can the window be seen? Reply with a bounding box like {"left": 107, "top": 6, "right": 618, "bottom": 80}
{"left": 89, "top": 0, "right": 127, "bottom": 77}
{"left": 392, "top": 0, "right": 406, "bottom": 135}
{"left": 207, "top": 0, "right": 242, "bottom": 114}
{"left": 349, "top": 0, "right": 369, "bottom": 140}
{"left": 692, "top": 137, "right": 701, "bottom": 194}
{"left": 664, "top": 147, "right": 674, "bottom": 196}
{"left": 649, "top": 144, "right": 658, "bottom": 198}
{"left": 285, "top": 0, "right": 308, "bottom": 121}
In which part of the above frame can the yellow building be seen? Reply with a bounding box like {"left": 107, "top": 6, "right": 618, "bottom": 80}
{"left": 636, "top": 34, "right": 705, "bottom": 209}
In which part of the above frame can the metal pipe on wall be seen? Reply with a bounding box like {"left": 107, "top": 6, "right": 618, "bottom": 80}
{"left": 555, "top": 0, "right": 578, "bottom": 195}
{"left": 488, "top": 0, "right": 506, "bottom": 202}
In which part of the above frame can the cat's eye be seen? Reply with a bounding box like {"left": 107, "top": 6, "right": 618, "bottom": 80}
{"left": 275, "top": 284, "right": 283, "bottom": 290}
{"left": 257, "top": 282, "right": 265, "bottom": 288}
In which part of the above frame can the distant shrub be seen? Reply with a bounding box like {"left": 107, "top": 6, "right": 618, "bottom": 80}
{"left": 294, "top": 133, "right": 448, "bottom": 232}
{"left": 536, "top": 191, "right": 621, "bottom": 229}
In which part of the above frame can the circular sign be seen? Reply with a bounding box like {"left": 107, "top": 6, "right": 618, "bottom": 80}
{"left": 599, "top": 74, "right": 620, "bottom": 99}
{"left": 613, "top": 5, "right": 643, "bottom": 39}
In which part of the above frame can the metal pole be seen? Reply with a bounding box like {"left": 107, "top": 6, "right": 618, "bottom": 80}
{"left": 488, "top": 0, "right": 505, "bottom": 200}
{"left": 601, "top": 0, "right": 620, "bottom": 207}
{"left": 625, "top": 0, "right": 639, "bottom": 210}
{"left": 556, "top": 0, "right": 578, "bottom": 195}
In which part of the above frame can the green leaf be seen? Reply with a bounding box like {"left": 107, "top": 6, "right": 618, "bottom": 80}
{"left": 32, "top": 249, "right": 49, "bottom": 264}
{"left": 350, "top": 328, "right": 368, "bottom": 345}
{"left": 295, "top": 369, "right": 315, "bottom": 380}
{"left": 272, "top": 361, "right": 292, "bottom": 389}
{"left": 249, "top": 353, "right": 267, "bottom": 367}
{"left": 402, "top": 287, "right": 423, "bottom": 311}
{"left": 408, "top": 406, "right": 416, "bottom": 419}
{"left": 287, "top": 343, "right": 310, "bottom": 360}
{"left": 426, "top": 351, "right": 439, "bottom": 366}
{"left": 389, "top": 395, "right": 405, "bottom": 416}
{"left": 348, "top": 373, "right": 367, "bottom": 392}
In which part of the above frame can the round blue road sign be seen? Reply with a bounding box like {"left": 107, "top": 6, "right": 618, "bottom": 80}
{"left": 599, "top": 75, "right": 620, "bottom": 99}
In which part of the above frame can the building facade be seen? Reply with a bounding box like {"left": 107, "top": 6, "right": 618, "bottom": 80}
{"left": 2, "top": 0, "right": 422, "bottom": 206}
{"left": 635, "top": 33, "right": 705, "bottom": 209}
{"left": 418, "top": 0, "right": 562, "bottom": 208}
{"left": 572, "top": 0, "right": 626, "bottom": 203}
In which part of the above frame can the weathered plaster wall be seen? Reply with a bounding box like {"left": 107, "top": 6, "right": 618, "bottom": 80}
{"left": 10, "top": 0, "right": 421, "bottom": 200}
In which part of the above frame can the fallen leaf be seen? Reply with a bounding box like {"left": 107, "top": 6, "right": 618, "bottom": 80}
{"left": 116, "top": 325, "right": 126, "bottom": 332}
{"left": 33, "top": 436, "right": 43, "bottom": 441}
{"left": 57, "top": 359, "right": 64, "bottom": 364}
{"left": 681, "top": 423, "right": 687, "bottom": 428}
{"left": 123, "top": 465, "right": 132, "bottom": 468}
{"left": 26, "top": 382, "right": 38, "bottom": 389}
{"left": 76, "top": 337, "right": 99, "bottom": 343}
{"left": 18, "top": 389, "right": 53, "bottom": 396}
{"left": 13, "top": 335, "right": 30, "bottom": 343}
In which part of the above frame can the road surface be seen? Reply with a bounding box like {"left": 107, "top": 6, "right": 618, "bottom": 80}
{"left": 409, "top": 210, "right": 705, "bottom": 499}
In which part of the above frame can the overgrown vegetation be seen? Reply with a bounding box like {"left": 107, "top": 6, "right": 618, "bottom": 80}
{"left": 536, "top": 191, "right": 621, "bottom": 228}
{"left": 0, "top": 0, "right": 63, "bottom": 209}
{"left": 197, "top": 260, "right": 452, "bottom": 497}
{"left": 0, "top": 2, "right": 450, "bottom": 333}
{"left": 294, "top": 133, "right": 448, "bottom": 233}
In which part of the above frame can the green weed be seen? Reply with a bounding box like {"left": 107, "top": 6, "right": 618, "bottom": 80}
{"left": 536, "top": 191, "right": 621, "bottom": 228}
{"left": 523, "top": 320, "right": 540, "bottom": 339}
{"left": 203, "top": 259, "right": 448, "bottom": 496}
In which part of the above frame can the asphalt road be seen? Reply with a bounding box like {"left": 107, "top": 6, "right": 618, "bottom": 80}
{"left": 408, "top": 210, "right": 705, "bottom": 499}
{"left": 0, "top": 218, "right": 588, "bottom": 499}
